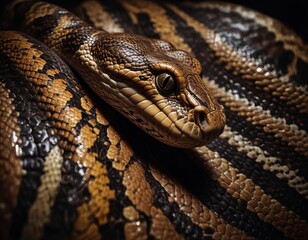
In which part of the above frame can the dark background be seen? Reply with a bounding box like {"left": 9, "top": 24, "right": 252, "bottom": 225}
{"left": 1, "top": 0, "right": 307, "bottom": 41}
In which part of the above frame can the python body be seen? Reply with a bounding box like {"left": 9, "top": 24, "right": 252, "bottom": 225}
{"left": 0, "top": 0, "right": 307, "bottom": 239}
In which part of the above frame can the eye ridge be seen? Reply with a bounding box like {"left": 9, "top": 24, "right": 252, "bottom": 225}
{"left": 156, "top": 73, "right": 175, "bottom": 93}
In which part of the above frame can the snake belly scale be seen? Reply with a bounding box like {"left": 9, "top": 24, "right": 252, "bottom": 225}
{"left": 0, "top": 0, "right": 307, "bottom": 239}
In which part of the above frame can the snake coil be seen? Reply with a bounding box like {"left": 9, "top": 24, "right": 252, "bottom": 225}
{"left": 0, "top": 0, "right": 307, "bottom": 239}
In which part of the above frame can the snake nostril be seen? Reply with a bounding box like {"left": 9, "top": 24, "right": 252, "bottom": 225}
{"left": 194, "top": 106, "right": 210, "bottom": 131}
{"left": 195, "top": 109, "right": 208, "bottom": 131}
{"left": 198, "top": 111, "right": 207, "bottom": 128}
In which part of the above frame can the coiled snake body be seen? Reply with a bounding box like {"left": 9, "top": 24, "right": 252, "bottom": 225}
{"left": 0, "top": 1, "right": 307, "bottom": 239}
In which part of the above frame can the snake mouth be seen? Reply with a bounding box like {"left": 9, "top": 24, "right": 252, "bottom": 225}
{"left": 194, "top": 106, "right": 225, "bottom": 142}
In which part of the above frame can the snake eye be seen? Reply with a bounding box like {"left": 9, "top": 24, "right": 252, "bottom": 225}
{"left": 155, "top": 73, "right": 175, "bottom": 94}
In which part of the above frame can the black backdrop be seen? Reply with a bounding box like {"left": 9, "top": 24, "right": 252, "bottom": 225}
{"left": 0, "top": 0, "right": 307, "bottom": 41}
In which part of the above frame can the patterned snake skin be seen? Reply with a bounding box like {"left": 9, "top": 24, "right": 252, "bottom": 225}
{"left": 0, "top": 0, "right": 307, "bottom": 239}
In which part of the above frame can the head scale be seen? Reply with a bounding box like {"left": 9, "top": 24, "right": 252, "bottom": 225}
{"left": 94, "top": 33, "right": 226, "bottom": 148}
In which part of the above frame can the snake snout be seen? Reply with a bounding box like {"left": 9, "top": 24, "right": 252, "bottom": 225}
{"left": 194, "top": 106, "right": 225, "bottom": 142}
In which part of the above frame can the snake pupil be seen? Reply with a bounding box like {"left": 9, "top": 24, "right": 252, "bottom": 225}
{"left": 162, "top": 76, "right": 170, "bottom": 88}
{"left": 155, "top": 73, "right": 175, "bottom": 94}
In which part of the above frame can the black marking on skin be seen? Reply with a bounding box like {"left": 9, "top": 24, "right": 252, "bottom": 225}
{"left": 42, "top": 175, "right": 81, "bottom": 239}
{"left": 141, "top": 161, "right": 205, "bottom": 240}
{"left": 41, "top": 83, "right": 93, "bottom": 237}
{"left": 0, "top": 49, "right": 59, "bottom": 240}
{"left": 99, "top": 164, "right": 130, "bottom": 239}
{"left": 135, "top": 13, "right": 160, "bottom": 39}
{"left": 223, "top": 106, "right": 307, "bottom": 181}
{"left": 41, "top": 84, "right": 101, "bottom": 235}
{"left": 97, "top": 0, "right": 137, "bottom": 33}
{"left": 163, "top": 5, "right": 308, "bottom": 132}
{"left": 60, "top": 26, "right": 96, "bottom": 56}
{"left": 99, "top": 153, "right": 154, "bottom": 238}
{"left": 21, "top": 5, "right": 92, "bottom": 56}
{"left": 208, "top": 136, "right": 308, "bottom": 221}
{"left": 295, "top": 58, "right": 308, "bottom": 86}
{"left": 32, "top": 43, "right": 120, "bottom": 239}
{"left": 180, "top": 5, "right": 308, "bottom": 88}
{"left": 26, "top": 14, "right": 61, "bottom": 41}
{"left": 60, "top": 94, "right": 159, "bottom": 238}
{"left": 7, "top": 2, "right": 67, "bottom": 40}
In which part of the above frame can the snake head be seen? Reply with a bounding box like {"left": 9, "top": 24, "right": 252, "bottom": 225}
{"left": 92, "top": 33, "right": 225, "bottom": 148}
{"left": 1, "top": 0, "right": 224, "bottom": 148}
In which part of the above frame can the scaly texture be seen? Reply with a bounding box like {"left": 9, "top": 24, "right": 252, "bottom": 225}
{"left": 0, "top": 0, "right": 307, "bottom": 239}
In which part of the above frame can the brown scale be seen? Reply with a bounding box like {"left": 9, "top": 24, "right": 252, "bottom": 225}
{"left": 122, "top": 206, "right": 148, "bottom": 240}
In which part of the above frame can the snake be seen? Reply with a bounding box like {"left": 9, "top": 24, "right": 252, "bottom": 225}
{"left": 0, "top": 0, "right": 307, "bottom": 239}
